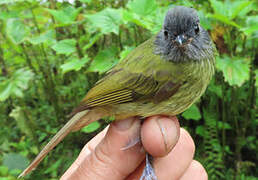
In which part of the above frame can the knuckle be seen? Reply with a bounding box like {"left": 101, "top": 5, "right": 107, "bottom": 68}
{"left": 91, "top": 143, "right": 127, "bottom": 178}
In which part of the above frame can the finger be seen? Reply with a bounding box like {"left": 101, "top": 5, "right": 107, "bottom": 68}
{"left": 155, "top": 128, "right": 195, "bottom": 179}
{"left": 75, "top": 126, "right": 110, "bottom": 165}
{"left": 141, "top": 116, "right": 180, "bottom": 157}
{"left": 127, "top": 128, "right": 195, "bottom": 180}
{"left": 61, "top": 117, "right": 145, "bottom": 180}
{"left": 179, "top": 160, "right": 208, "bottom": 180}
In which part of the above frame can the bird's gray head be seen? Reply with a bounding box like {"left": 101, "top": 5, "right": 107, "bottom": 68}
{"left": 155, "top": 6, "right": 214, "bottom": 62}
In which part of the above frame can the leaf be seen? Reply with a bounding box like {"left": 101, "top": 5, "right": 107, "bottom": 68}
{"left": 196, "top": 125, "right": 205, "bottom": 137}
{"left": 208, "top": 14, "right": 241, "bottom": 28}
{"left": 0, "top": 68, "right": 34, "bottom": 101}
{"left": 81, "top": 121, "right": 101, "bottom": 133}
{"left": 218, "top": 121, "right": 232, "bottom": 130}
{"left": 0, "top": 166, "right": 8, "bottom": 176}
{"left": 87, "top": 47, "right": 119, "bottom": 73}
{"left": 3, "top": 153, "right": 29, "bottom": 171}
{"left": 255, "top": 70, "right": 258, "bottom": 88}
{"left": 61, "top": 56, "right": 90, "bottom": 74}
{"left": 119, "top": 46, "right": 135, "bottom": 61}
{"left": 79, "top": 0, "right": 92, "bottom": 3}
{"left": 216, "top": 56, "right": 250, "bottom": 87}
{"left": 9, "top": 106, "right": 35, "bottom": 138}
{"left": 182, "top": 104, "right": 201, "bottom": 121}
{"left": 6, "top": 18, "right": 28, "bottom": 44}
{"left": 46, "top": 6, "right": 82, "bottom": 25}
{"left": 44, "top": 159, "right": 62, "bottom": 174}
{"left": 241, "top": 16, "right": 258, "bottom": 35}
{"left": 82, "top": 33, "right": 102, "bottom": 51}
{"left": 198, "top": 10, "right": 212, "bottom": 30}
{"left": 209, "top": 0, "right": 227, "bottom": 16}
{"left": 27, "top": 30, "right": 56, "bottom": 45}
{"left": 230, "top": 1, "right": 252, "bottom": 19}
{"left": 51, "top": 39, "right": 76, "bottom": 55}
{"left": 0, "top": 0, "right": 27, "bottom": 5}
{"left": 85, "top": 8, "right": 122, "bottom": 35}
{"left": 208, "top": 79, "right": 222, "bottom": 98}
{"left": 127, "top": 0, "right": 157, "bottom": 16}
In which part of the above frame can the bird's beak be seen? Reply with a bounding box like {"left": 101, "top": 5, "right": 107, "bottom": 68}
{"left": 175, "top": 35, "right": 187, "bottom": 45}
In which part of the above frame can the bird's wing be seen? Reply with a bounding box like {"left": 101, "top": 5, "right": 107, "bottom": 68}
{"left": 71, "top": 38, "right": 184, "bottom": 115}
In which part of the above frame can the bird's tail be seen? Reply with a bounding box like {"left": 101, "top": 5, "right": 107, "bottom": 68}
{"left": 18, "top": 109, "right": 101, "bottom": 178}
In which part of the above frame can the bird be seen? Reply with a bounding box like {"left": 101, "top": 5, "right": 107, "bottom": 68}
{"left": 19, "top": 6, "right": 216, "bottom": 180}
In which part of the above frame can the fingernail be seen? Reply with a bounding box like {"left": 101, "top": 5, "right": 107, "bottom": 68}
{"left": 156, "top": 117, "right": 179, "bottom": 152}
{"left": 113, "top": 117, "right": 135, "bottom": 131}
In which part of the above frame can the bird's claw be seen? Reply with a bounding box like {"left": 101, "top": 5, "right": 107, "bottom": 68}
{"left": 139, "top": 154, "right": 158, "bottom": 180}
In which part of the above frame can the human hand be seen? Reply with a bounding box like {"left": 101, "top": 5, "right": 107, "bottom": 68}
{"left": 61, "top": 116, "right": 208, "bottom": 180}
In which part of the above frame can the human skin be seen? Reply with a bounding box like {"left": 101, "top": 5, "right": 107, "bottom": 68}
{"left": 61, "top": 116, "right": 208, "bottom": 180}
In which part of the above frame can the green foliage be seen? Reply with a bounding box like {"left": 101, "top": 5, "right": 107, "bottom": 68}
{"left": 86, "top": 8, "right": 122, "bottom": 35}
{"left": 6, "top": 18, "right": 28, "bottom": 44}
{"left": 81, "top": 121, "right": 101, "bottom": 133}
{"left": 127, "top": 0, "right": 157, "bottom": 16}
{"left": 0, "top": 69, "right": 34, "bottom": 101}
{"left": 182, "top": 104, "right": 201, "bottom": 121}
{"left": 0, "top": 0, "right": 257, "bottom": 179}
{"left": 216, "top": 56, "right": 250, "bottom": 86}
{"left": 51, "top": 39, "right": 77, "bottom": 55}
{"left": 87, "top": 46, "right": 119, "bottom": 73}
{"left": 3, "top": 153, "right": 29, "bottom": 171}
{"left": 61, "top": 56, "right": 90, "bottom": 74}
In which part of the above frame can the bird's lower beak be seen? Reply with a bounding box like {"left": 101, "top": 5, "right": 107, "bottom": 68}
{"left": 175, "top": 35, "right": 188, "bottom": 45}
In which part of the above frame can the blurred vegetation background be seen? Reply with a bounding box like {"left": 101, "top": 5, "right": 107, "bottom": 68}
{"left": 0, "top": 0, "right": 257, "bottom": 179}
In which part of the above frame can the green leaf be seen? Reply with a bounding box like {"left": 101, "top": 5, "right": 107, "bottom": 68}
{"left": 87, "top": 47, "right": 119, "bottom": 73}
{"left": 196, "top": 125, "right": 205, "bottom": 137}
{"left": 209, "top": 0, "right": 227, "bottom": 16}
{"left": 208, "top": 79, "right": 222, "bottom": 98}
{"left": 0, "top": 68, "right": 34, "bottom": 101}
{"left": 0, "top": 0, "right": 27, "bottom": 5}
{"left": 241, "top": 16, "right": 258, "bottom": 35}
{"left": 198, "top": 10, "right": 212, "bottom": 30}
{"left": 51, "top": 39, "right": 76, "bottom": 55}
{"left": 3, "top": 153, "right": 29, "bottom": 171}
{"left": 61, "top": 56, "right": 90, "bottom": 74}
{"left": 122, "top": 10, "right": 151, "bottom": 29}
{"left": 44, "top": 159, "right": 62, "bottom": 174}
{"left": 86, "top": 8, "right": 122, "bottom": 35}
{"left": 79, "top": 0, "right": 92, "bottom": 3}
{"left": 6, "top": 18, "right": 28, "bottom": 44}
{"left": 182, "top": 104, "right": 201, "bottom": 121}
{"left": 119, "top": 46, "right": 135, "bottom": 61}
{"left": 216, "top": 56, "right": 250, "bottom": 87}
{"left": 218, "top": 121, "right": 232, "bottom": 130}
{"left": 81, "top": 121, "right": 101, "bottom": 133}
{"left": 127, "top": 0, "right": 157, "bottom": 16}
{"left": 46, "top": 6, "right": 82, "bottom": 25}
{"left": 9, "top": 106, "right": 35, "bottom": 138}
{"left": 27, "top": 30, "right": 56, "bottom": 45}
{"left": 0, "top": 166, "right": 8, "bottom": 176}
{"left": 230, "top": 1, "right": 252, "bottom": 19}
{"left": 82, "top": 33, "right": 102, "bottom": 51}
{"left": 208, "top": 14, "right": 241, "bottom": 28}
{"left": 255, "top": 70, "right": 258, "bottom": 88}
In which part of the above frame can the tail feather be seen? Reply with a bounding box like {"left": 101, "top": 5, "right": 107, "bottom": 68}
{"left": 18, "top": 110, "right": 90, "bottom": 178}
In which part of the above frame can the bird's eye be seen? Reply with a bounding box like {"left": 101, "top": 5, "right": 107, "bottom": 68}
{"left": 164, "top": 30, "right": 168, "bottom": 39}
{"left": 194, "top": 24, "right": 199, "bottom": 34}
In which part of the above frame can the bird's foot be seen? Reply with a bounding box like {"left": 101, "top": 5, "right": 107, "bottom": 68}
{"left": 140, "top": 153, "right": 158, "bottom": 180}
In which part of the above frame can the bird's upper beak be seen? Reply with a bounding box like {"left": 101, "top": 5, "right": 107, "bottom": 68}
{"left": 175, "top": 35, "right": 188, "bottom": 45}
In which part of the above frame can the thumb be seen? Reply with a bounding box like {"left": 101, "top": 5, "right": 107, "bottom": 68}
{"left": 61, "top": 117, "right": 144, "bottom": 180}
